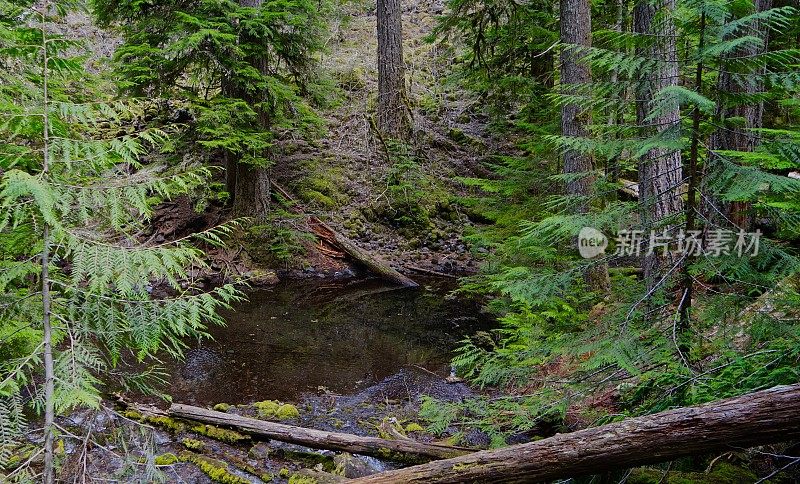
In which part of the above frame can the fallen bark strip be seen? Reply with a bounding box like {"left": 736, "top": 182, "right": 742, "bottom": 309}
{"left": 350, "top": 384, "right": 800, "bottom": 483}
{"left": 169, "top": 404, "right": 469, "bottom": 462}
{"left": 271, "top": 181, "right": 418, "bottom": 287}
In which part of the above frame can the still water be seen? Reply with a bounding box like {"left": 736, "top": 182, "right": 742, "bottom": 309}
{"left": 164, "top": 277, "right": 488, "bottom": 405}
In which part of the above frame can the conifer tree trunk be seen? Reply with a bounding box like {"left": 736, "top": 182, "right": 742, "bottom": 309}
{"left": 560, "top": 0, "right": 609, "bottom": 291}
{"left": 377, "top": 0, "right": 410, "bottom": 138}
{"left": 230, "top": 0, "right": 271, "bottom": 219}
{"left": 634, "top": 0, "right": 684, "bottom": 293}
{"left": 707, "top": 0, "right": 772, "bottom": 230}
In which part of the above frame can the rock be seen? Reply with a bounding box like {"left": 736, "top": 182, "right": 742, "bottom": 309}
{"left": 249, "top": 442, "right": 271, "bottom": 460}
{"left": 248, "top": 268, "right": 279, "bottom": 285}
{"left": 333, "top": 453, "right": 383, "bottom": 478}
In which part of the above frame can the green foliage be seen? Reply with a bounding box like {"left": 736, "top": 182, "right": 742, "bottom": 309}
{"left": 246, "top": 207, "right": 312, "bottom": 265}
{"left": 376, "top": 142, "right": 448, "bottom": 229}
{"left": 0, "top": 1, "right": 243, "bottom": 475}
{"left": 92, "top": 0, "right": 329, "bottom": 175}
{"left": 432, "top": 0, "right": 800, "bottom": 447}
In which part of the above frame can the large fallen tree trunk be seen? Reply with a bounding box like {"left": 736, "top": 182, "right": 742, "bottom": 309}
{"left": 271, "top": 182, "right": 418, "bottom": 287}
{"left": 351, "top": 383, "right": 800, "bottom": 483}
{"left": 169, "top": 404, "right": 468, "bottom": 462}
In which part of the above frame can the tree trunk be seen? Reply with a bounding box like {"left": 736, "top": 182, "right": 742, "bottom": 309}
{"left": 706, "top": 0, "right": 772, "bottom": 230}
{"left": 561, "top": 0, "right": 610, "bottom": 292}
{"left": 377, "top": 0, "right": 410, "bottom": 138}
{"left": 226, "top": 0, "right": 272, "bottom": 219}
{"left": 40, "top": 12, "right": 55, "bottom": 482}
{"left": 350, "top": 384, "right": 800, "bottom": 483}
{"left": 169, "top": 404, "right": 469, "bottom": 462}
{"left": 634, "top": 0, "right": 684, "bottom": 293}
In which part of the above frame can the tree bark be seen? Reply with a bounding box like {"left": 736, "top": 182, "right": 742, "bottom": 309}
{"left": 226, "top": 0, "right": 272, "bottom": 219}
{"left": 169, "top": 404, "right": 468, "bottom": 461}
{"left": 376, "top": 0, "right": 410, "bottom": 138}
{"left": 561, "top": 0, "right": 610, "bottom": 292}
{"left": 350, "top": 383, "right": 800, "bottom": 483}
{"left": 706, "top": 0, "right": 772, "bottom": 230}
{"left": 634, "top": 0, "right": 684, "bottom": 293}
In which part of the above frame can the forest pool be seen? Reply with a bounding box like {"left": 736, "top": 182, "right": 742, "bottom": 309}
{"left": 162, "top": 277, "right": 490, "bottom": 405}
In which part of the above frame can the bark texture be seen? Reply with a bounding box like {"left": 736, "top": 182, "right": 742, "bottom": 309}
{"left": 561, "top": 0, "right": 609, "bottom": 292}
{"left": 376, "top": 0, "right": 410, "bottom": 138}
{"left": 706, "top": 0, "right": 772, "bottom": 230}
{"left": 634, "top": 0, "right": 684, "bottom": 292}
{"left": 169, "top": 404, "right": 469, "bottom": 461}
{"left": 351, "top": 383, "right": 800, "bottom": 483}
{"left": 225, "top": 0, "right": 272, "bottom": 219}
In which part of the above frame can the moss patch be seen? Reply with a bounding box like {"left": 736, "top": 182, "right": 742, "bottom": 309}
{"left": 405, "top": 422, "right": 425, "bottom": 433}
{"left": 143, "top": 415, "right": 186, "bottom": 433}
{"left": 627, "top": 462, "right": 758, "bottom": 484}
{"left": 154, "top": 453, "right": 179, "bottom": 466}
{"left": 191, "top": 424, "right": 250, "bottom": 444}
{"left": 254, "top": 400, "right": 300, "bottom": 420}
{"left": 179, "top": 452, "right": 250, "bottom": 484}
{"left": 288, "top": 474, "right": 318, "bottom": 484}
{"left": 213, "top": 403, "right": 232, "bottom": 412}
{"left": 182, "top": 438, "right": 204, "bottom": 452}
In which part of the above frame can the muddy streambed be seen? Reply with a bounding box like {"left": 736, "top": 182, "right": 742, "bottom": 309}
{"left": 165, "top": 277, "right": 490, "bottom": 405}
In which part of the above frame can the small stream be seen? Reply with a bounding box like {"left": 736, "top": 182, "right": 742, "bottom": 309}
{"left": 165, "top": 277, "right": 489, "bottom": 405}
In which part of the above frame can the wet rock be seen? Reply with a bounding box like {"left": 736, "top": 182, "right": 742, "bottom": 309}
{"left": 333, "top": 453, "right": 383, "bottom": 478}
{"left": 249, "top": 442, "right": 271, "bottom": 460}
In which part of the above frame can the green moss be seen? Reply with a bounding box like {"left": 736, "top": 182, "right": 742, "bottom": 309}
{"left": 145, "top": 415, "right": 186, "bottom": 432}
{"left": 191, "top": 424, "right": 250, "bottom": 444}
{"left": 3, "top": 445, "right": 36, "bottom": 471}
{"left": 627, "top": 462, "right": 758, "bottom": 484}
{"left": 122, "top": 410, "right": 142, "bottom": 420}
{"left": 279, "top": 467, "right": 291, "bottom": 478}
{"left": 261, "top": 473, "right": 275, "bottom": 482}
{"left": 288, "top": 474, "right": 317, "bottom": 484}
{"left": 213, "top": 403, "right": 232, "bottom": 412}
{"left": 154, "top": 453, "right": 178, "bottom": 466}
{"left": 182, "top": 438, "right": 205, "bottom": 451}
{"left": 405, "top": 422, "right": 425, "bottom": 433}
{"left": 179, "top": 452, "right": 250, "bottom": 484}
{"left": 254, "top": 400, "right": 300, "bottom": 420}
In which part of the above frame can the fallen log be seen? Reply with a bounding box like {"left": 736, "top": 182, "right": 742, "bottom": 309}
{"left": 308, "top": 216, "right": 418, "bottom": 287}
{"left": 350, "top": 383, "right": 800, "bottom": 483}
{"left": 271, "top": 181, "right": 418, "bottom": 287}
{"left": 168, "top": 404, "right": 469, "bottom": 462}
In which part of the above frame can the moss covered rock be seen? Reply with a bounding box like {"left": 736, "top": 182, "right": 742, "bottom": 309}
{"left": 254, "top": 400, "right": 300, "bottom": 420}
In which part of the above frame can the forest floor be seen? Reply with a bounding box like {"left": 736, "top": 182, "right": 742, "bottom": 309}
{"left": 254, "top": 0, "right": 516, "bottom": 281}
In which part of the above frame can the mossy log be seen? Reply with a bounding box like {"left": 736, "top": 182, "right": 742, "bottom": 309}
{"left": 169, "top": 404, "right": 469, "bottom": 462}
{"left": 350, "top": 384, "right": 800, "bottom": 483}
